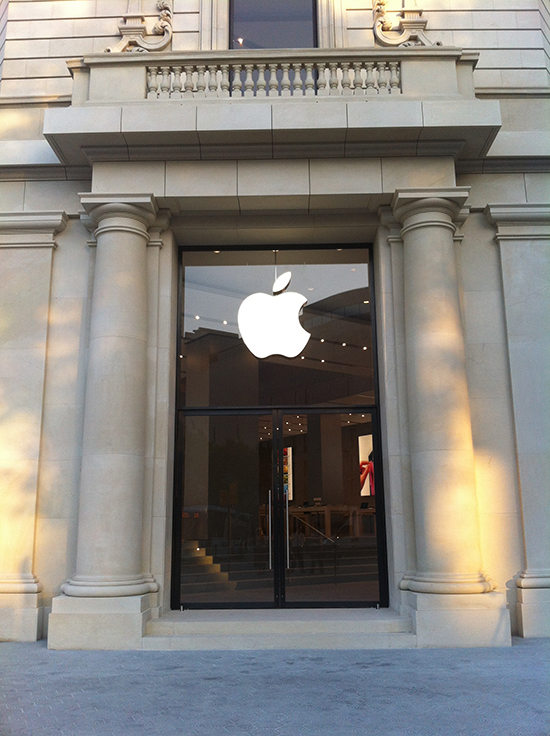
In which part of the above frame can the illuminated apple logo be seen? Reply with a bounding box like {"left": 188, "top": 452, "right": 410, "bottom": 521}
{"left": 237, "top": 271, "right": 311, "bottom": 359}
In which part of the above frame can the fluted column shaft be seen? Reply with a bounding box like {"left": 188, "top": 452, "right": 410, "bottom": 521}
{"left": 63, "top": 198, "right": 158, "bottom": 597}
{"left": 393, "top": 189, "right": 493, "bottom": 595}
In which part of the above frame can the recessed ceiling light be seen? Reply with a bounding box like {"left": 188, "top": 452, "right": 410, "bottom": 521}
{"left": 342, "top": 342, "right": 346, "bottom": 347}
{"left": 321, "top": 359, "right": 325, "bottom": 363}
{"left": 301, "top": 356, "right": 305, "bottom": 359}
{"left": 320, "top": 339, "right": 325, "bottom": 343}
{"left": 179, "top": 355, "right": 183, "bottom": 358}
{"left": 214, "top": 250, "right": 220, "bottom": 254}
{"left": 195, "top": 315, "right": 200, "bottom": 320}
{"left": 223, "top": 320, "right": 228, "bottom": 325}
{"left": 363, "top": 346, "right": 367, "bottom": 351}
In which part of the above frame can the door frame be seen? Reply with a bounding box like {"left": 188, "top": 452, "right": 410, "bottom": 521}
{"left": 170, "top": 243, "right": 389, "bottom": 610}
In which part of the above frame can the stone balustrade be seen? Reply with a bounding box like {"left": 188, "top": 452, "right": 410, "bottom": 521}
{"left": 145, "top": 57, "right": 401, "bottom": 100}
{"left": 67, "top": 48, "right": 479, "bottom": 105}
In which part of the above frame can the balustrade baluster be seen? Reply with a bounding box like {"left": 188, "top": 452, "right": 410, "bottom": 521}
{"left": 304, "top": 63, "right": 315, "bottom": 97}
{"left": 232, "top": 64, "right": 243, "bottom": 97}
{"left": 268, "top": 64, "right": 279, "bottom": 96}
{"left": 365, "top": 62, "right": 377, "bottom": 96}
{"left": 353, "top": 62, "right": 364, "bottom": 96}
{"left": 292, "top": 63, "right": 303, "bottom": 96}
{"left": 329, "top": 63, "right": 339, "bottom": 96}
{"left": 256, "top": 64, "right": 267, "bottom": 97}
{"left": 341, "top": 62, "right": 352, "bottom": 96}
{"left": 147, "top": 66, "right": 159, "bottom": 99}
{"left": 220, "top": 65, "right": 230, "bottom": 97}
{"left": 281, "top": 63, "right": 291, "bottom": 97}
{"left": 244, "top": 64, "right": 255, "bottom": 98}
{"left": 207, "top": 65, "right": 218, "bottom": 97}
{"left": 316, "top": 62, "right": 328, "bottom": 96}
{"left": 389, "top": 61, "right": 400, "bottom": 93}
{"left": 377, "top": 61, "right": 389, "bottom": 95}
{"left": 171, "top": 66, "right": 183, "bottom": 99}
{"left": 184, "top": 65, "right": 194, "bottom": 97}
{"left": 159, "top": 66, "right": 171, "bottom": 99}
{"left": 195, "top": 65, "right": 206, "bottom": 97}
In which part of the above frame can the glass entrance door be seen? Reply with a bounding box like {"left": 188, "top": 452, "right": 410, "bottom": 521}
{"left": 172, "top": 245, "right": 388, "bottom": 609}
{"left": 175, "top": 410, "right": 384, "bottom": 608}
{"left": 279, "top": 412, "right": 380, "bottom": 605}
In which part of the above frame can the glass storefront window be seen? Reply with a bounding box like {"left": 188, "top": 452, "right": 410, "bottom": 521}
{"left": 230, "top": 0, "right": 317, "bottom": 50}
{"left": 179, "top": 249, "right": 374, "bottom": 409}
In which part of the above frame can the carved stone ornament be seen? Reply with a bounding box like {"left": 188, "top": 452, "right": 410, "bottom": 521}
{"left": 374, "top": 0, "right": 441, "bottom": 47}
{"left": 106, "top": 0, "right": 173, "bottom": 53}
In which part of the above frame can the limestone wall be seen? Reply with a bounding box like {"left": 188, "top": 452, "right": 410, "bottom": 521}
{"left": 0, "top": 1, "right": 549, "bottom": 98}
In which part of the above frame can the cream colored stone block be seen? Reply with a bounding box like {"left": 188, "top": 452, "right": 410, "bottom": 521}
{"left": 517, "top": 588, "right": 550, "bottom": 637}
{"left": 92, "top": 161, "right": 165, "bottom": 195}
{"left": 465, "top": 343, "right": 511, "bottom": 399}
{"left": 35, "top": 459, "right": 80, "bottom": 520}
{"left": 48, "top": 594, "right": 153, "bottom": 650}
{"left": 310, "top": 158, "right": 382, "bottom": 196}
{"left": 463, "top": 290, "right": 506, "bottom": 345}
{"left": 237, "top": 159, "right": 309, "bottom": 210}
{"left": 272, "top": 101, "right": 347, "bottom": 142}
{"left": 165, "top": 160, "right": 237, "bottom": 199}
{"left": 122, "top": 103, "right": 198, "bottom": 146}
{"left": 34, "top": 517, "right": 77, "bottom": 601}
{"left": 459, "top": 213, "right": 503, "bottom": 292}
{"left": 407, "top": 591, "right": 511, "bottom": 648}
{"left": 0, "top": 107, "right": 45, "bottom": 141}
{"left": 23, "top": 180, "right": 89, "bottom": 216}
{"left": 489, "top": 131, "right": 550, "bottom": 157}
{"left": 401, "top": 59, "right": 459, "bottom": 97}
{"left": 525, "top": 173, "right": 550, "bottom": 203}
{"left": 346, "top": 29, "right": 375, "bottom": 48}
{"left": 197, "top": 102, "right": 271, "bottom": 144}
{"left": 382, "top": 157, "right": 455, "bottom": 192}
{"left": 347, "top": 101, "right": 423, "bottom": 141}
{"left": 0, "top": 182, "right": 24, "bottom": 211}
{"left": 172, "top": 12, "right": 200, "bottom": 32}
{"left": 458, "top": 173, "right": 527, "bottom": 208}
{"left": 0, "top": 140, "right": 59, "bottom": 167}
{"left": 0, "top": 594, "right": 43, "bottom": 642}
{"left": 171, "top": 31, "right": 200, "bottom": 51}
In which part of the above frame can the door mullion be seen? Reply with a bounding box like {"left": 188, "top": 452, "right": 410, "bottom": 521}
{"left": 272, "top": 410, "right": 286, "bottom": 608}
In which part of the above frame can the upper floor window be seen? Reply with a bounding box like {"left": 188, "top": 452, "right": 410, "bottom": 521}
{"left": 230, "top": 0, "right": 318, "bottom": 50}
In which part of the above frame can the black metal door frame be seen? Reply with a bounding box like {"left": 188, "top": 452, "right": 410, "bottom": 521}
{"left": 171, "top": 243, "right": 389, "bottom": 610}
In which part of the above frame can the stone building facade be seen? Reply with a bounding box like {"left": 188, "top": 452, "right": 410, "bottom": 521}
{"left": 0, "top": 0, "right": 548, "bottom": 649}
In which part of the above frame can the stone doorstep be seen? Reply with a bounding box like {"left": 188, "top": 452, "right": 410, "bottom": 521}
{"left": 143, "top": 609, "right": 416, "bottom": 649}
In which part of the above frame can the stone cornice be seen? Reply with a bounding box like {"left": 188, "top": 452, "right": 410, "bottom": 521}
{"left": 484, "top": 204, "right": 550, "bottom": 241}
{"left": 0, "top": 211, "right": 68, "bottom": 248}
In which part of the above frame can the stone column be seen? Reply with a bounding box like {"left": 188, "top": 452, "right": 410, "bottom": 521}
{"left": 48, "top": 195, "right": 159, "bottom": 649}
{"left": 392, "top": 189, "right": 509, "bottom": 647}
{"left": 486, "top": 204, "right": 550, "bottom": 637}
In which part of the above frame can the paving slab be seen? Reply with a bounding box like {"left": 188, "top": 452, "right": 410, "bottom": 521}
{"left": 0, "top": 638, "right": 548, "bottom": 736}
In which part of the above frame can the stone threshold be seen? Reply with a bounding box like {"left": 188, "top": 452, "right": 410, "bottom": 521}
{"left": 143, "top": 608, "right": 416, "bottom": 650}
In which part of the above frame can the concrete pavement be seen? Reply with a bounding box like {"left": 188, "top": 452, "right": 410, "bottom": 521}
{"left": 0, "top": 638, "right": 548, "bottom": 736}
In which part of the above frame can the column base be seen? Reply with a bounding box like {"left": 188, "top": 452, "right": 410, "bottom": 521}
{"left": 0, "top": 593, "right": 43, "bottom": 642}
{"left": 402, "top": 590, "right": 511, "bottom": 648}
{"left": 47, "top": 592, "right": 159, "bottom": 650}
{"left": 517, "top": 588, "right": 550, "bottom": 637}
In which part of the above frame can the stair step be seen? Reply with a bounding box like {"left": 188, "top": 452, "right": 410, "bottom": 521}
{"left": 144, "top": 610, "right": 415, "bottom": 649}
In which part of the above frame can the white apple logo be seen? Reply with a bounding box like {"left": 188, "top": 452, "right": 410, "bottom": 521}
{"left": 238, "top": 271, "right": 311, "bottom": 359}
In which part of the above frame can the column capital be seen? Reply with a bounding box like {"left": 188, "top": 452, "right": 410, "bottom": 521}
{"left": 391, "top": 187, "right": 470, "bottom": 225}
{"left": 79, "top": 193, "right": 158, "bottom": 230}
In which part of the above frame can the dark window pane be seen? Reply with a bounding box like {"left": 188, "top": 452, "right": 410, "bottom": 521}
{"left": 231, "top": 0, "right": 317, "bottom": 49}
